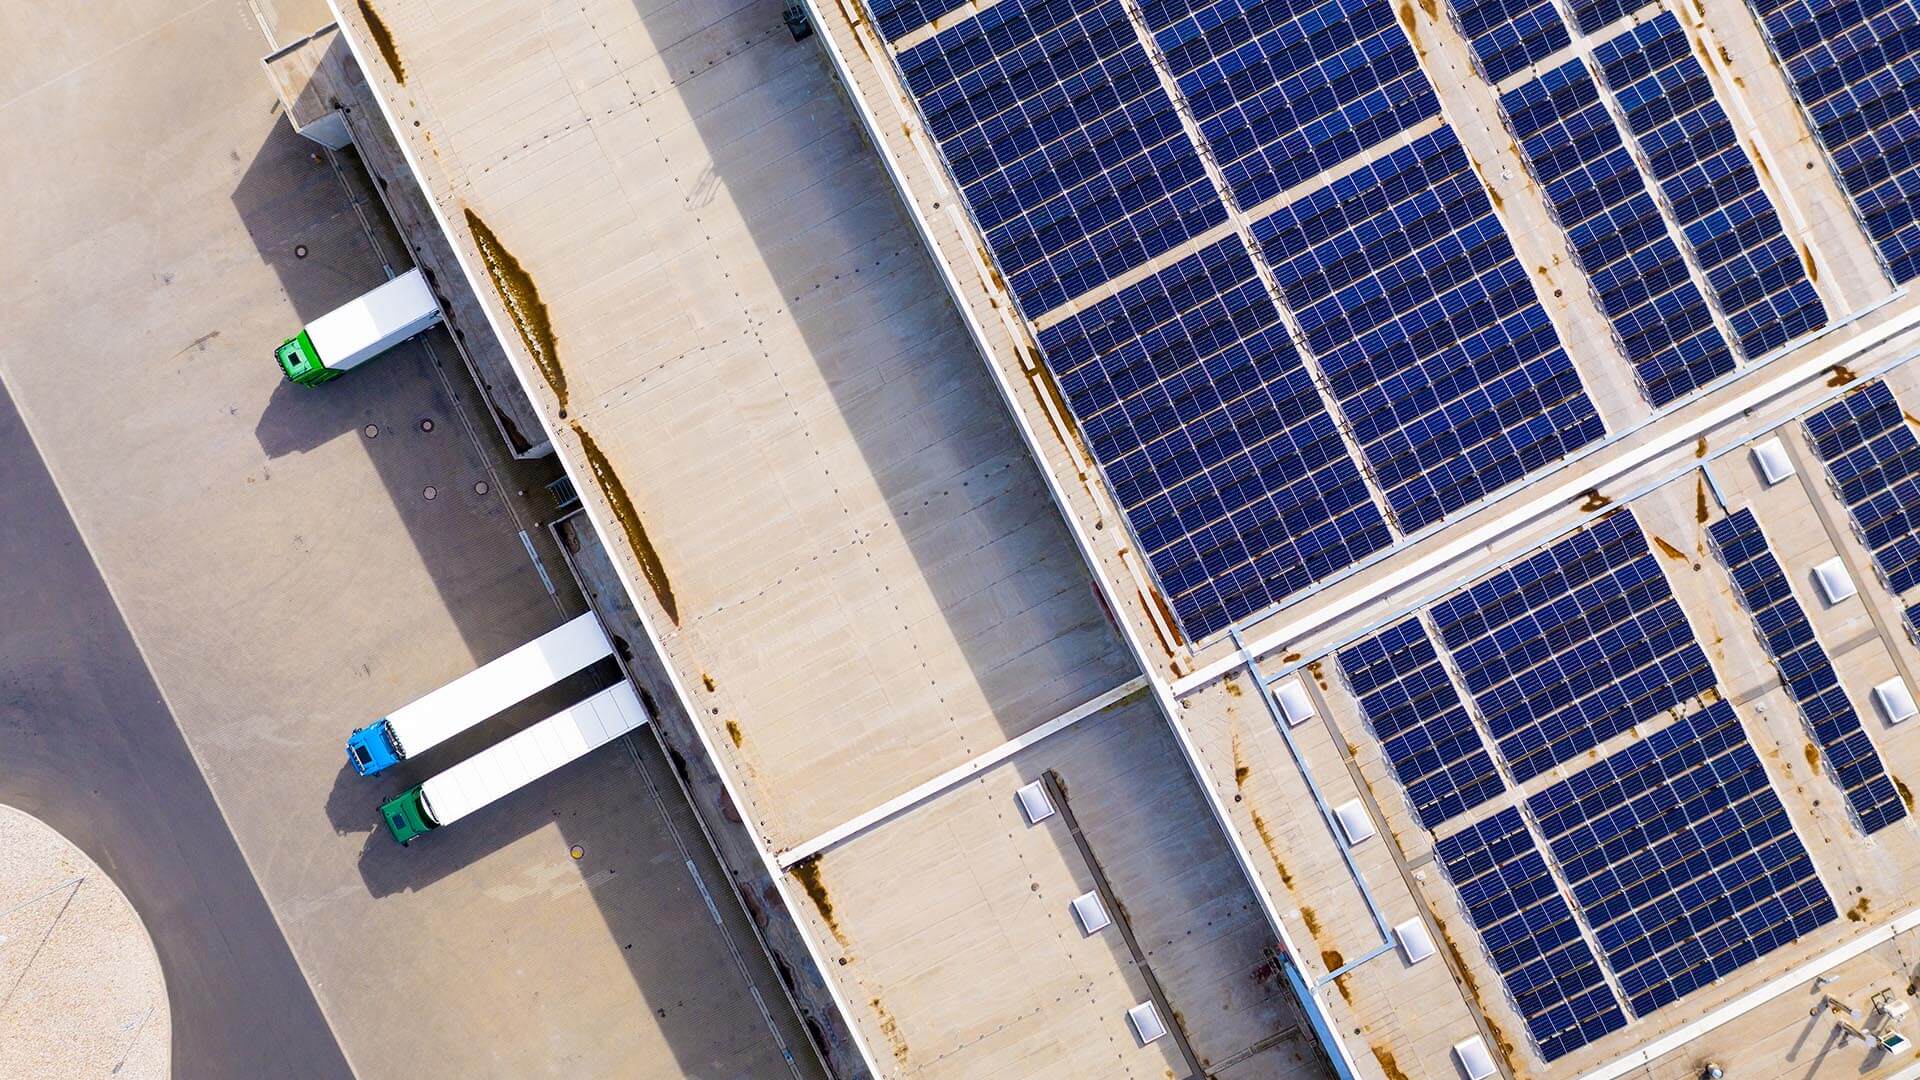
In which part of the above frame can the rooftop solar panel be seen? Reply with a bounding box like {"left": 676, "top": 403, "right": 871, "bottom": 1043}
{"left": 870, "top": 0, "right": 971, "bottom": 41}
{"left": 1566, "top": 0, "right": 1641, "bottom": 34}
{"left": 1038, "top": 235, "right": 1392, "bottom": 639}
{"left": 1145, "top": 0, "right": 1441, "bottom": 208}
{"left": 1436, "top": 807, "right": 1629, "bottom": 1059}
{"left": 1803, "top": 379, "right": 1920, "bottom": 594}
{"left": 1499, "top": 58, "right": 1735, "bottom": 406}
{"left": 1429, "top": 510, "right": 1716, "bottom": 780}
{"left": 896, "top": 0, "right": 1228, "bottom": 315}
{"left": 1708, "top": 508, "right": 1909, "bottom": 833}
{"left": 1338, "top": 617, "right": 1505, "bottom": 827}
{"left": 1747, "top": 0, "right": 1920, "bottom": 282}
{"left": 1449, "top": 0, "right": 1572, "bottom": 81}
{"left": 1527, "top": 701, "right": 1837, "bottom": 1017}
{"left": 1251, "top": 129, "right": 1606, "bottom": 531}
{"left": 1596, "top": 14, "right": 1828, "bottom": 360}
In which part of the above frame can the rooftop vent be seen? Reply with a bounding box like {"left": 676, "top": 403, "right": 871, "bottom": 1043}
{"left": 1452, "top": 1035, "right": 1497, "bottom": 1080}
{"left": 1272, "top": 678, "right": 1317, "bottom": 726}
{"left": 1127, "top": 1001, "right": 1167, "bottom": 1045}
{"left": 1070, "top": 891, "right": 1112, "bottom": 935}
{"left": 1873, "top": 678, "right": 1918, "bottom": 724}
{"left": 1333, "top": 799, "right": 1376, "bottom": 845}
{"left": 1394, "top": 918, "right": 1436, "bottom": 964}
{"left": 1813, "top": 558, "right": 1857, "bottom": 604}
{"left": 1752, "top": 436, "right": 1795, "bottom": 485}
{"left": 1015, "top": 781, "right": 1055, "bottom": 825}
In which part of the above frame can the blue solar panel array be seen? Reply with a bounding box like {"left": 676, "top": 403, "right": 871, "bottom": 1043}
{"left": 1597, "top": 14, "right": 1829, "bottom": 358}
{"left": 1566, "top": 0, "right": 1640, "bottom": 35}
{"left": 1430, "top": 511, "right": 1716, "bottom": 781}
{"left": 869, "top": 0, "right": 970, "bottom": 41}
{"left": 1143, "top": 0, "right": 1440, "bottom": 208}
{"left": 896, "top": 0, "right": 1227, "bottom": 316}
{"left": 1708, "top": 508, "right": 1908, "bottom": 833}
{"left": 1038, "top": 236, "right": 1391, "bottom": 638}
{"left": 1436, "top": 807, "right": 1628, "bottom": 1060}
{"left": 1250, "top": 129, "right": 1605, "bottom": 531}
{"left": 1804, "top": 379, "right": 1920, "bottom": 594}
{"left": 1500, "top": 59, "right": 1734, "bottom": 407}
{"left": 1747, "top": 0, "right": 1920, "bottom": 281}
{"left": 1337, "top": 617, "right": 1504, "bottom": 827}
{"left": 1451, "top": 0, "right": 1570, "bottom": 82}
{"left": 1529, "top": 701, "right": 1837, "bottom": 1016}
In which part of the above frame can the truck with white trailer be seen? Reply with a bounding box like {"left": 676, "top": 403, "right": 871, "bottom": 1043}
{"left": 275, "top": 267, "right": 443, "bottom": 385}
{"left": 379, "top": 681, "right": 648, "bottom": 844}
{"left": 346, "top": 612, "right": 613, "bottom": 776}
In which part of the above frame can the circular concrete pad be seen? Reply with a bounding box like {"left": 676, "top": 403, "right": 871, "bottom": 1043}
{"left": 0, "top": 804, "right": 169, "bottom": 1077}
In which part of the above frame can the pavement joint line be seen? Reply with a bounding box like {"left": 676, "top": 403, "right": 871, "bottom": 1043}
{"left": 0, "top": 0, "right": 223, "bottom": 113}
{"left": 1576, "top": 904, "right": 1920, "bottom": 1080}
{"left": 774, "top": 674, "right": 1149, "bottom": 868}
{"left": 1175, "top": 299, "right": 1920, "bottom": 695}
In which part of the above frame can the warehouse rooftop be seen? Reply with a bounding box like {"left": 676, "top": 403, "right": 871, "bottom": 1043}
{"left": 328, "top": 0, "right": 1920, "bottom": 1073}
{"left": 326, "top": 0, "right": 1319, "bottom": 1074}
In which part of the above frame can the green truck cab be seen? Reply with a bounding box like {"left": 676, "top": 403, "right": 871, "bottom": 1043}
{"left": 274, "top": 332, "right": 337, "bottom": 386}
{"left": 380, "top": 786, "right": 435, "bottom": 845}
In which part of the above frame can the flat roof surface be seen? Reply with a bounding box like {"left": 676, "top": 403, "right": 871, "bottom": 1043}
{"left": 327, "top": 0, "right": 1317, "bottom": 1073}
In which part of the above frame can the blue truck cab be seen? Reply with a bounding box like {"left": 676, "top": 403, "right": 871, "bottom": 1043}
{"left": 346, "top": 720, "right": 402, "bottom": 776}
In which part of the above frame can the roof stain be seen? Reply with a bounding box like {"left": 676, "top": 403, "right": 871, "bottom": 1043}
{"left": 1373, "top": 1046, "right": 1412, "bottom": 1080}
{"left": 870, "top": 997, "right": 910, "bottom": 1067}
{"left": 726, "top": 719, "right": 745, "bottom": 748}
{"left": 1829, "top": 363, "right": 1857, "bottom": 386}
{"left": 1897, "top": 777, "right": 1914, "bottom": 811}
{"left": 466, "top": 208, "right": 566, "bottom": 414}
{"left": 1250, "top": 810, "right": 1297, "bottom": 889}
{"left": 358, "top": 0, "right": 406, "bottom": 84}
{"left": 789, "top": 855, "right": 844, "bottom": 945}
{"left": 1653, "top": 536, "right": 1688, "bottom": 561}
{"left": 1805, "top": 742, "right": 1821, "bottom": 772}
{"left": 1578, "top": 488, "right": 1611, "bottom": 512}
{"left": 574, "top": 423, "right": 679, "bottom": 624}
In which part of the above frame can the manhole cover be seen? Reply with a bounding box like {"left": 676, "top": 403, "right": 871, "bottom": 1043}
{"left": 363, "top": 424, "right": 378, "bottom": 439}
{"left": 569, "top": 845, "right": 585, "bottom": 860}
{"left": 423, "top": 486, "right": 437, "bottom": 501}
{"left": 419, "top": 418, "right": 435, "bottom": 433}
{"left": 475, "top": 481, "right": 490, "bottom": 495}
{"left": 294, "top": 244, "right": 308, "bottom": 259}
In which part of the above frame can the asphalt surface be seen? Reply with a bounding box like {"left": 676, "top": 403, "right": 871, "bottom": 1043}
{"left": 0, "top": 379, "right": 352, "bottom": 1080}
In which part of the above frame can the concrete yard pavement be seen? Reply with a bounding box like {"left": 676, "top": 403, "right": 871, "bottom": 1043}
{"left": 0, "top": 381, "right": 347, "bottom": 1079}
{"left": 2, "top": 1, "right": 819, "bottom": 1077}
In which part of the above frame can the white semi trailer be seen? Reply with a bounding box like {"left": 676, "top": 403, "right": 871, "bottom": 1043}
{"left": 275, "top": 267, "right": 443, "bottom": 384}
{"left": 379, "top": 681, "right": 648, "bottom": 844}
{"left": 345, "top": 612, "right": 613, "bottom": 776}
